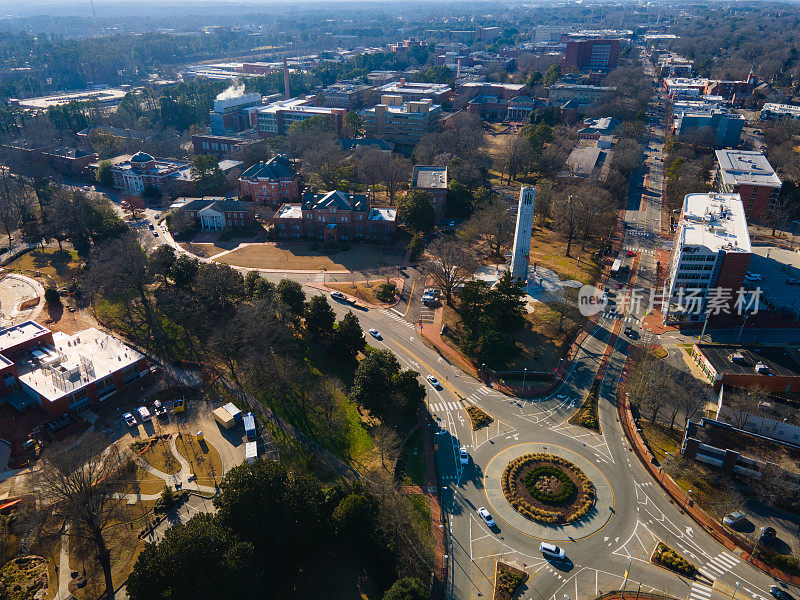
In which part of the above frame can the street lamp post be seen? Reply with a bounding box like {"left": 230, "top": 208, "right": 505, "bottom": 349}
{"left": 522, "top": 368, "right": 527, "bottom": 391}
{"left": 733, "top": 582, "right": 740, "bottom": 600}
{"left": 661, "top": 452, "right": 670, "bottom": 482}
{"left": 684, "top": 489, "right": 692, "bottom": 509}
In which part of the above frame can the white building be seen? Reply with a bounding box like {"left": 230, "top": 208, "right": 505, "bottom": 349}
{"left": 510, "top": 187, "right": 536, "bottom": 281}
{"left": 663, "top": 193, "right": 752, "bottom": 323}
{"left": 760, "top": 103, "right": 800, "bottom": 121}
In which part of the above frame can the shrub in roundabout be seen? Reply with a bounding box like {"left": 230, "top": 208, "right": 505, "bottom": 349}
{"left": 501, "top": 453, "right": 596, "bottom": 525}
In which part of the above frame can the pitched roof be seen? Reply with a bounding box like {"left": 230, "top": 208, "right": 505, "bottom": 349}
{"left": 302, "top": 190, "right": 369, "bottom": 212}
{"left": 177, "top": 197, "right": 253, "bottom": 213}
{"left": 240, "top": 155, "right": 296, "bottom": 180}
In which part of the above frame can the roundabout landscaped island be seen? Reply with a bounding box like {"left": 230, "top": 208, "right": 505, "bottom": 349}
{"left": 502, "top": 453, "right": 596, "bottom": 524}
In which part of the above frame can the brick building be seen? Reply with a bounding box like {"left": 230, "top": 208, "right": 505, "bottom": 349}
{"left": 238, "top": 156, "right": 300, "bottom": 206}
{"left": 714, "top": 150, "right": 782, "bottom": 221}
{"left": 191, "top": 133, "right": 264, "bottom": 161}
{"left": 0, "top": 321, "right": 147, "bottom": 419}
{"left": 563, "top": 39, "right": 620, "bottom": 71}
{"left": 170, "top": 197, "right": 254, "bottom": 230}
{"left": 272, "top": 190, "right": 396, "bottom": 242}
{"left": 364, "top": 95, "right": 443, "bottom": 150}
{"left": 411, "top": 166, "right": 448, "bottom": 219}
{"left": 1, "top": 140, "right": 96, "bottom": 177}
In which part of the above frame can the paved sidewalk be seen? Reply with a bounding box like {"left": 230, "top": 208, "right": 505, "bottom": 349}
{"left": 305, "top": 277, "right": 404, "bottom": 310}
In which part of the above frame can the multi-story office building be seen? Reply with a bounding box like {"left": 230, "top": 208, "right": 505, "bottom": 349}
{"left": 672, "top": 107, "right": 745, "bottom": 148}
{"left": 191, "top": 133, "right": 264, "bottom": 161}
{"left": 209, "top": 93, "right": 262, "bottom": 135}
{"left": 363, "top": 95, "right": 442, "bottom": 150}
{"left": 257, "top": 98, "right": 346, "bottom": 136}
{"left": 319, "top": 81, "right": 374, "bottom": 110}
{"left": 663, "top": 192, "right": 752, "bottom": 324}
{"left": 760, "top": 103, "right": 800, "bottom": 121}
{"left": 714, "top": 150, "right": 782, "bottom": 221}
{"left": 563, "top": 39, "right": 620, "bottom": 71}
{"left": 374, "top": 79, "right": 451, "bottom": 104}
{"left": 548, "top": 83, "right": 615, "bottom": 106}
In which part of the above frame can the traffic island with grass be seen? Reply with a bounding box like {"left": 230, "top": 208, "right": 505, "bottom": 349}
{"left": 467, "top": 405, "right": 494, "bottom": 430}
{"left": 494, "top": 561, "right": 528, "bottom": 600}
{"left": 569, "top": 379, "right": 600, "bottom": 431}
{"left": 651, "top": 543, "right": 696, "bottom": 578}
{"left": 501, "top": 453, "right": 596, "bottom": 524}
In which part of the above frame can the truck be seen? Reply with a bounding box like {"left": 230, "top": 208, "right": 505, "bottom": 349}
{"left": 212, "top": 407, "right": 236, "bottom": 429}
{"left": 243, "top": 412, "right": 256, "bottom": 441}
{"left": 245, "top": 441, "right": 258, "bottom": 464}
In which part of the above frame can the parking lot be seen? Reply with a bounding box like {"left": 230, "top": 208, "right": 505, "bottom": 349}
{"left": 747, "top": 241, "right": 800, "bottom": 311}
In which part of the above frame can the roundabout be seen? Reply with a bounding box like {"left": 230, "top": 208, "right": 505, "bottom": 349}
{"left": 484, "top": 442, "right": 614, "bottom": 541}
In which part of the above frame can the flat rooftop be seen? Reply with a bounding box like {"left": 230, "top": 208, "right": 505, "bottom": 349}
{"left": 376, "top": 82, "right": 451, "bottom": 96}
{"left": 762, "top": 103, "right": 800, "bottom": 117}
{"left": 679, "top": 193, "right": 751, "bottom": 253}
{"left": 664, "top": 77, "right": 708, "bottom": 88}
{"left": 413, "top": 166, "right": 447, "bottom": 190}
{"left": 0, "top": 321, "right": 49, "bottom": 354}
{"left": 697, "top": 344, "right": 800, "bottom": 379}
{"left": 715, "top": 149, "right": 782, "bottom": 189}
{"left": 258, "top": 98, "right": 339, "bottom": 115}
{"left": 16, "top": 327, "right": 144, "bottom": 404}
{"left": 274, "top": 203, "right": 302, "bottom": 219}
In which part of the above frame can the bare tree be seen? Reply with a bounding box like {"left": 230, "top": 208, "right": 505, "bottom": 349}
{"left": 380, "top": 155, "right": 412, "bottom": 206}
{"left": 551, "top": 192, "right": 580, "bottom": 257}
{"left": 38, "top": 433, "right": 128, "bottom": 598}
{"left": 461, "top": 200, "right": 514, "bottom": 259}
{"left": 355, "top": 147, "right": 385, "bottom": 200}
{"left": 424, "top": 238, "right": 477, "bottom": 305}
{"left": 373, "top": 425, "right": 401, "bottom": 470}
{"left": 627, "top": 350, "right": 674, "bottom": 425}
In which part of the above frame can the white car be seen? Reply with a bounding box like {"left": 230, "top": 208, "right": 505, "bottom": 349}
{"left": 427, "top": 375, "right": 441, "bottom": 389}
{"left": 540, "top": 542, "right": 566, "bottom": 560}
{"left": 459, "top": 446, "right": 469, "bottom": 465}
{"left": 330, "top": 291, "right": 347, "bottom": 301}
{"left": 477, "top": 507, "right": 495, "bottom": 527}
{"left": 137, "top": 406, "right": 152, "bottom": 422}
{"left": 368, "top": 328, "right": 382, "bottom": 340}
{"left": 722, "top": 511, "right": 746, "bottom": 526}
{"left": 123, "top": 412, "right": 137, "bottom": 427}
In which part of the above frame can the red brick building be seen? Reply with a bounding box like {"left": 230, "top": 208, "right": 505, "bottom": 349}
{"left": 714, "top": 150, "right": 782, "bottom": 221}
{"left": 564, "top": 39, "right": 620, "bottom": 71}
{"left": 171, "top": 197, "right": 254, "bottom": 230}
{"left": 411, "top": 166, "right": 448, "bottom": 219}
{"left": 239, "top": 155, "right": 300, "bottom": 206}
{"left": 0, "top": 321, "right": 147, "bottom": 419}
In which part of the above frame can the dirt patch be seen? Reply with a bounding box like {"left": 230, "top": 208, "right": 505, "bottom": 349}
{"left": 178, "top": 243, "right": 229, "bottom": 259}
{"left": 39, "top": 306, "right": 98, "bottom": 336}
{"left": 212, "top": 242, "right": 402, "bottom": 272}
{"left": 174, "top": 433, "right": 223, "bottom": 488}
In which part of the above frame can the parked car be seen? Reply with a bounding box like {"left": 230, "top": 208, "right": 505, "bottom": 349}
{"left": 427, "top": 375, "right": 441, "bottom": 389}
{"left": 627, "top": 250, "right": 636, "bottom": 257}
{"left": 539, "top": 542, "right": 566, "bottom": 560}
{"left": 785, "top": 278, "right": 800, "bottom": 286}
{"left": 368, "top": 328, "right": 382, "bottom": 340}
{"left": 123, "top": 412, "right": 137, "bottom": 427}
{"left": 459, "top": 446, "right": 469, "bottom": 465}
{"left": 744, "top": 273, "right": 763, "bottom": 282}
{"left": 477, "top": 507, "right": 495, "bottom": 527}
{"left": 760, "top": 526, "right": 777, "bottom": 543}
{"left": 137, "top": 406, "right": 152, "bottom": 422}
{"left": 153, "top": 400, "right": 167, "bottom": 417}
{"left": 770, "top": 586, "right": 795, "bottom": 600}
{"left": 722, "top": 511, "right": 746, "bottom": 526}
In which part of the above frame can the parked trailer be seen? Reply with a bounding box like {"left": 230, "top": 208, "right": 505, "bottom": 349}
{"left": 243, "top": 412, "right": 256, "bottom": 440}
{"left": 245, "top": 441, "right": 258, "bottom": 464}
{"left": 212, "top": 407, "right": 235, "bottom": 429}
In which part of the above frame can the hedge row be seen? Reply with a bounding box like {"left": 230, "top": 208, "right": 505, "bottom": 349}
{"left": 654, "top": 543, "right": 696, "bottom": 578}
{"left": 496, "top": 565, "right": 527, "bottom": 599}
{"left": 501, "top": 454, "right": 596, "bottom": 524}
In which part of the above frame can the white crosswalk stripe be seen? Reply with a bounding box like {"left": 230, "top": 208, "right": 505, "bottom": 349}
{"left": 379, "top": 309, "right": 416, "bottom": 329}
{"left": 689, "top": 582, "right": 713, "bottom": 600}
{"left": 478, "top": 386, "right": 492, "bottom": 395}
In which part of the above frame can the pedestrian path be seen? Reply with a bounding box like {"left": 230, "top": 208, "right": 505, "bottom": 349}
{"left": 689, "top": 581, "right": 714, "bottom": 600}
{"left": 419, "top": 305, "right": 435, "bottom": 324}
{"left": 698, "top": 552, "right": 740, "bottom": 580}
{"left": 429, "top": 401, "right": 463, "bottom": 412}
{"left": 624, "top": 246, "right": 656, "bottom": 255}
{"left": 379, "top": 308, "right": 415, "bottom": 330}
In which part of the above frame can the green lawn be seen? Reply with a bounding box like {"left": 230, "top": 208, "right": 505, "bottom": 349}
{"left": 397, "top": 429, "right": 425, "bottom": 487}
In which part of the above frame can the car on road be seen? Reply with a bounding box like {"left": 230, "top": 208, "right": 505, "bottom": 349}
{"left": 744, "top": 273, "right": 763, "bottom": 282}
{"left": 427, "top": 375, "right": 441, "bottom": 389}
{"left": 760, "top": 526, "right": 777, "bottom": 543}
{"left": 477, "top": 507, "right": 495, "bottom": 527}
{"left": 770, "top": 586, "right": 795, "bottom": 600}
{"left": 627, "top": 250, "right": 636, "bottom": 257}
{"left": 785, "top": 278, "right": 800, "bottom": 286}
{"left": 137, "top": 406, "right": 152, "bottom": 422}
{"left": 722, "top": 511, "right": 746, "bottom": 526}
{"left": 368, "top": 328, "right": 382, "bottom": 340}
{"left": 539, "top": 542, "right": 566, "bottom": 560}
{"left": 123, "top": 412, "right": 137, "bottom": 427}
{"left": 331, "top": 291, "right": 347, "bottom": 302}
{"left": 459, "top": 446, "right": 469, "bottom": 465}
{"left": 624, "top": 327, "right": 639, "bottom": 339}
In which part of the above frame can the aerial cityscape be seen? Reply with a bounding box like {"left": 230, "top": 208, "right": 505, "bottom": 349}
{"left": 0, "top": 1, "right": 799, "bottom": 600}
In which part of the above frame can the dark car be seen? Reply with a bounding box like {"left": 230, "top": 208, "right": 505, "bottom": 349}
{"left": 771, "top": 587, "right": 795, "bottom": 600}
{"left": 760, "top": 526, "right": 777, "bottom": 543}
{"left": 624, "top": 327, "right": 639, "bottom": 340}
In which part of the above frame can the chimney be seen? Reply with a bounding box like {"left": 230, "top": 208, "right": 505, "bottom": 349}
{"left": 283, "top": 57, "right": 291, "bottom": 100}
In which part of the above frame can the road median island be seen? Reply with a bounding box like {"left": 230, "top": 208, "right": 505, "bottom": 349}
{"left": 568, "top": 378, "right": 600, "bottom": 431}
{"left": 493, "top": 561, "right": 528, "bottom": 600}
{"left": 501, "top": 453, "right": 596, "bottom": 524}
{"left": 466, "top": 405, "right": 494, "bottom": 430}
{"left": 650, "top": 542, "right": 697, "bottom": 579}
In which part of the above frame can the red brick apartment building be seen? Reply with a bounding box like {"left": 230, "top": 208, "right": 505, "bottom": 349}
{"left": 714, "top": 150, "right": 782, "bottom": 221}
{"left": 238, "top": 156, "right": 300, "bottom": 206}
{"left": 0, "top": 321, "right": 147, "bottom": 419}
